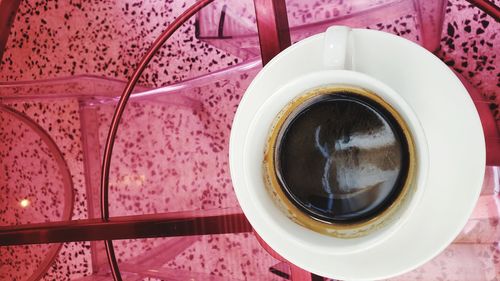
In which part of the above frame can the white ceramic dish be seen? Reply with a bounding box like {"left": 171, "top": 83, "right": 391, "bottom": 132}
{"left": 244, "top": 69, "right": 430, "bottom": 251}
{"left": 229, "top": 28, "right": 485, "bottom": 280}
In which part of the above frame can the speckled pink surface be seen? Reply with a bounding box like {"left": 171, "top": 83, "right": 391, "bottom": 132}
{"left": 0, "top": 0, "right": 498, "bottom": 280}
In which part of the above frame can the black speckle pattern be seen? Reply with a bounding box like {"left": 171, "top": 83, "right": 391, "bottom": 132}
{"left": 0, "top": 100, "right": 88, "bottom": 280}
{"left": 0, "top": 0, "right": 498, "bottom": 280}
{"left": 438, "top": 0, "right": 499, "bottom": 122}
{"left": 0, "top": 0, "right": 240, "bottom": 87}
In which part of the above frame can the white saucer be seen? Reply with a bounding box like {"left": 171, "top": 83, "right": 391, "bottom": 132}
{"left": 229, "top": 28, "right": 485, "bottom": 280}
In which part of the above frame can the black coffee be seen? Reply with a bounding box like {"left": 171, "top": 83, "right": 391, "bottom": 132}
{"left": 273, "top": 90, "right": 410, "bottom": 224}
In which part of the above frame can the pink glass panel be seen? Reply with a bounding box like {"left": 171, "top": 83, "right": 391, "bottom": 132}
{"left": 196, "top": 0, "right": 446, "bottom": 60}
{"left": 1, "top": 57, "right": 498, "bottom": 280}
{"left": 0, "top": 0, "right": 498, "bottom": 280}
{"left": 0, "top": 104, "right": 74, "bottom": 280}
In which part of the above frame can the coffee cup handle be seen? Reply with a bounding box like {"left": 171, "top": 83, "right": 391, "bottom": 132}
{"left": 324, "top": 26, "right": 353, "bottom": 70}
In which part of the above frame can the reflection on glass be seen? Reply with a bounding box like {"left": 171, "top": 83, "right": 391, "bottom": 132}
{"left": 19, "top": 198, "right": 30, "bottom": 208}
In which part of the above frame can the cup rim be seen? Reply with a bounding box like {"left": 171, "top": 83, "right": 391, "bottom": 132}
{"left": 237, "top": 69, "right": 429, "bottom": 254}
{"left": 263, "top": 84, "right": 418, "bottom": 237}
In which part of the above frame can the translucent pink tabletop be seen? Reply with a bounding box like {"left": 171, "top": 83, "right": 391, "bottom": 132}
{"left": 0, "top": 0, "right": 498, "bottom": 280}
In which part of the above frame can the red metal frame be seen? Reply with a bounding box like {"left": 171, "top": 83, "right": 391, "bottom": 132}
{"left": 465, "top": 0, "right": 500, "bottom": 21}
{"left": 95, "top": 0, "right": 291, "bottom": 278}
{"left": 254, "top": 0, "right": 291, "bottom": 65}
{"left": 98, "top": 1, "right": 216, "bottom": 279}
{"left": 0, "top": 209, "right": 251, "bottom": 246}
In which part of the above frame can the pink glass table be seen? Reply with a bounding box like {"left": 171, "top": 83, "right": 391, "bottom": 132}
{"left": 0, "top": 0, "right": 499, "bottom": 280}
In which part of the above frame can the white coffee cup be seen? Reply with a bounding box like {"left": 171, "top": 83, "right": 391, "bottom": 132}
{"left": 229, "top": 22, "right": 489, "bottom": 280}
{"left": 230, "top": 26, "right": 429, "bottom": 254}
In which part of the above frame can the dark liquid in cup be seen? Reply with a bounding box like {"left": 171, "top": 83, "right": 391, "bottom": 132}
{"left": 273, "top": 90, "right": 410, "bottom": 224}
